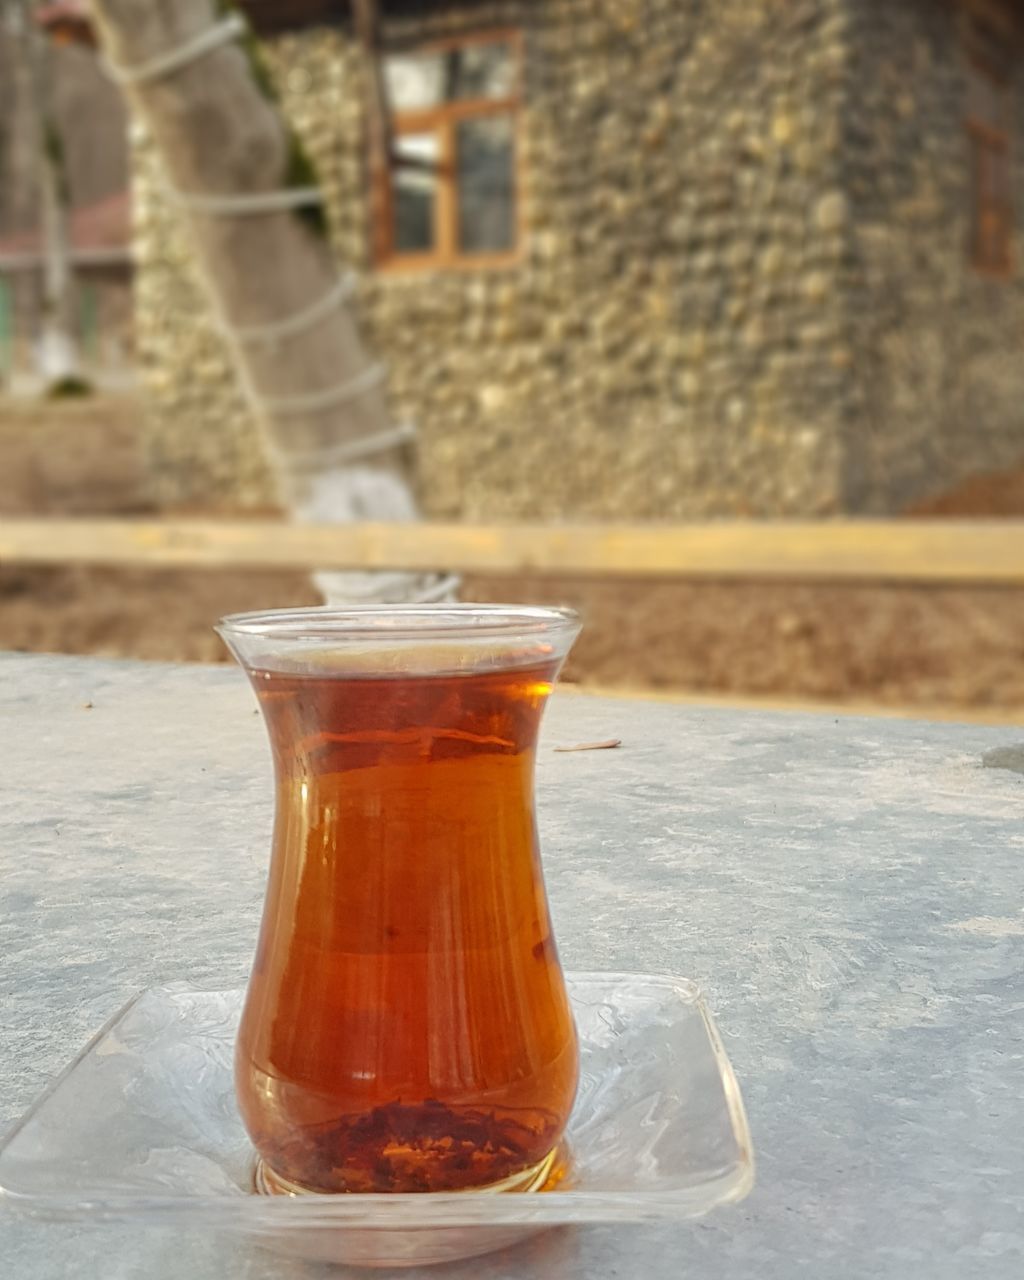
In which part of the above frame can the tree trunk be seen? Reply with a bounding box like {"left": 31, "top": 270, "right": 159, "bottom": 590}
{"left": 15, "top": 0, "right": 83, "bottom": 389}
{"left": 88, "top": 0, "right": 454, "bottom": 604}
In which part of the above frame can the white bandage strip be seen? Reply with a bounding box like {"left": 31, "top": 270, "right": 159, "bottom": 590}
{"left": 269, "top": 422, "right": 418, "bottom": 469}
{"left": 253, "top": 361, "right": 387, "bottom": 416}
{"left": 102, "top": 13, "right": 247, "bottom": 86}
{"left": 164, "top": 185, "right": 324, "bottom": 215}
{"left": 217, "top": 273, "right": 358, "bottom": 346}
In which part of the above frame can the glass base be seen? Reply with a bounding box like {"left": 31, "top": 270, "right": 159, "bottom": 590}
{"left": 0, "top": 975, "right": 753, "bottom": 1268}
{"left": 254, "top": 1143, "right": 562, "bottom": 1198}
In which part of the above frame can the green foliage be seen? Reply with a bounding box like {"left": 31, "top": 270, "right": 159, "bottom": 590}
{"left": 42, "top": 119, "right": 71, "bottom": 206}
{"left": 284, "top": 140, "right": 329, "bottom": 239}
{"left": 217, "top": 0, "right": 328, "bottom": 239}
{"left": 46, "top": 375, "right": 93, "bottom": 400}
{"left": 42, "top": 120, "right": 64, "bottom": 168}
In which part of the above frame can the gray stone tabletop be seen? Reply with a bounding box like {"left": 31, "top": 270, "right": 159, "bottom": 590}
{"left": 1, "top": 652, "right": 1022, "bottom": 1279}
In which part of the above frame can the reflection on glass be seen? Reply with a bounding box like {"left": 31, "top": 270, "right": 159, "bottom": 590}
{"left": 457, "top": 116, "right": 515, "bottom": 254}
{"left": 384, "top": 52, "right": 444, "bottom": 111}
{"left": 392, "top": 133, "right": 437, "bottom": 254}
{"left": 450, "top": 41, "right": 515, "bottom": 100}
{"left": 384, "top": 41, "right": 514, "bottom": 110}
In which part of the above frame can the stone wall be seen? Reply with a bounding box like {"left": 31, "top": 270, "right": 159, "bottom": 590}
{"left": 841, "top": 0, "right": 1024, "bottom": 511}
{"left": 135, "top": 0, "right": 865, "bottom": 516}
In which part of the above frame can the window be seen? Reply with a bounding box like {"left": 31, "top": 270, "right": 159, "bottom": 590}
{"left": 964, "top": 6, "right": 1015, "bottom": 276}
{"left": 373, "top": 32, "right": 522, "bottom": 269}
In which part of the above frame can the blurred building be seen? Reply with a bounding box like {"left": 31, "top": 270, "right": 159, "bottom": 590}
{"left": 45, "top": 0, "right": 1024, "bottom": 516}
{"left": 0, "top": 192, "right": 134, "bottom": 386}
{"left": 0, "top": 5, "right": 131, "bottom": 388}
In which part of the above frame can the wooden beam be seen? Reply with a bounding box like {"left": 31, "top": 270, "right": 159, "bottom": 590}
{"left": 0, "top": 518, "right": 1021, "bottom": 584}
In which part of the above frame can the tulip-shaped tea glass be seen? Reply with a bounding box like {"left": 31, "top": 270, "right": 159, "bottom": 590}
{"left": 217, "top": 605, "right": 582, "bottom": 1198}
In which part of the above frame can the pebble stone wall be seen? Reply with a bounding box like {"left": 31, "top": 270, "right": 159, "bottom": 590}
{"left": 841, "top": 0, "right": 1024, "bottom": 511}
{"left": 132, "top": 0, "right": 1024, "bottom": 516}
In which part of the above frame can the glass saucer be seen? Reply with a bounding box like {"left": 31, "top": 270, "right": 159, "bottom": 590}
{"left": 0, "top": 972, "right": 754, "bottom": 1268}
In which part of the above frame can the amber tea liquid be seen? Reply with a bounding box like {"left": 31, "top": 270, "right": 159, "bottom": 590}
{"left": 235, "top": 652, "right": 578, "bottom": 1195}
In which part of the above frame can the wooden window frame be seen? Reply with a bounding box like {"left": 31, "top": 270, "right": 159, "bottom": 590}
{"left": 371, "top": 28, "right": 524, "bottom": 273}
{"left": 962, "top": 2, "right": 1017, "bottom": 278}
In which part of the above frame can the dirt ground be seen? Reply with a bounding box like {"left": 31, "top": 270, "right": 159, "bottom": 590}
{"left": 2, "top": 396, "right": 1024, "bottom": 715}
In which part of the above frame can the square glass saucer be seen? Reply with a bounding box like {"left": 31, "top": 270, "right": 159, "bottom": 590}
{"left": 0, "top": 972, "right": 754, "bottom": 1268}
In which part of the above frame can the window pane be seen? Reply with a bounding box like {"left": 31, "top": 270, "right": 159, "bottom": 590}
{"left": 385, "top": 41, "right": 515, "bottom": 109}
{"left": 448, "top": 41, "right": 515, "bottom": 100}
{"left": 384, "top": 51, "right": 445, "bottom": 110}
{"left": 392, "top": 133, "right": 438, "bottom": 254}
{"left": 456, "top": 116, "right": 516, "bottom": 254}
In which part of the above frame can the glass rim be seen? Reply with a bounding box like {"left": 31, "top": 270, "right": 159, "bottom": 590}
{"left": 215, "top": 603, "right": 580, "bottom": 645}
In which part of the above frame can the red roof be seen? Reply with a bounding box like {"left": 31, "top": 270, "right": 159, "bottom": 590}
{"left": 35, "top": 1, "right": 95, "bottom": 47}
{"left": 0, "top": 191, "right": 132, "bottom": 267}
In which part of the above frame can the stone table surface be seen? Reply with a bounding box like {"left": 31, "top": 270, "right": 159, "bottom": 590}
{"left": 1, "top": 653, "right": 1023, "bottom": 1280}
